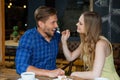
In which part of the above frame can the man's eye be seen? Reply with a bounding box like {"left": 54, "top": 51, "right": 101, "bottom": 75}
{"left": 52, "top": 21, "right": 55, "bottom": 24}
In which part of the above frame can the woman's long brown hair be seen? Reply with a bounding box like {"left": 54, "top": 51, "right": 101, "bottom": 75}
{"left": 80, "top": 11, "right": 102, "bottom": 70}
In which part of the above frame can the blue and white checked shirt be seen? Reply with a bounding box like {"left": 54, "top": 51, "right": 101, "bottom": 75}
{"left": 15, "top": 27, "right": 61, "bottom": 74}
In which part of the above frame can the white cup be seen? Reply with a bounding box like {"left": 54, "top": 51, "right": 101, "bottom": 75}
{"left": 94, "top": 77, "right": 109, "bottom": 80}
{"left": 21, "top": 72, "right": 35, "bottom": 80}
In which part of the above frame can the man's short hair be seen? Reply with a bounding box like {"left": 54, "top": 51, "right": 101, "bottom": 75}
{"left": 34, "top": 6, "right": 57, "bottom": 23}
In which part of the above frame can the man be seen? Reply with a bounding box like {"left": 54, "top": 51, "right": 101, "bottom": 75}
{"left": 15, "top": 6, "right": 64, "bottom": 77}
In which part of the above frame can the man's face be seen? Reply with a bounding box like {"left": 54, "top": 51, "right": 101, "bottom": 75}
{"left": 38, "top": 15, "right": 58, "bottom": 37}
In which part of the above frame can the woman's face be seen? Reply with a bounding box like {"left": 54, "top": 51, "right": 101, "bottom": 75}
{"left": 76, "top": 15, "right": 85, "bottom": 34}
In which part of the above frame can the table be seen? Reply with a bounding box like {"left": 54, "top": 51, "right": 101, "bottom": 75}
{"left": 5, "top": 40, "right": 18, "bottom": 62}
{"left": 0, "top": 68, "right": 52, "bottom": 80}
{"left": 0, "top": 68, "right": 84, "bottom": 80}
{"left": 5, "top": 40, "right": 18, "bottom": 47}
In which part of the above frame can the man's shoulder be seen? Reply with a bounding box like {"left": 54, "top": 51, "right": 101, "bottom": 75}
{"left": 20, "top": 27, "right": 37, "bottom": 40}
{"left": 24, "top": 27, "right": 37, "bottom": 35}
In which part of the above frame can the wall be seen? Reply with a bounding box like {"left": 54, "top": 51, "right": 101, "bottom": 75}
{"left": 94, "top": 0, "right": 120, "bottom": 43}
{"left": 27, "top": 0, "right": 45, "bottom": 29}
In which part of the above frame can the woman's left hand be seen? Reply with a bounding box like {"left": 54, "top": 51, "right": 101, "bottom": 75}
{"left": 61, "top": 29, "right": 70, "bottom": 43}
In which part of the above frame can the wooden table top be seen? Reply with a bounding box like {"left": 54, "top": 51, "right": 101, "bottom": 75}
{"left": 0, "top": 68, "right": 84, "bottom": 80}
{"left": 5, "top": 40, "right": 18, "bottom": 47}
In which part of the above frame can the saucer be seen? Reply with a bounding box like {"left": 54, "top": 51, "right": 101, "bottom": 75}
{"left": 18, "top": 78, "right": 39, "bottom": 80}
{"left": 53, "top": 78, "right": 58, "bottom": 80}
{"left": 53, "top": 78, "right": 72, "bottom": 80}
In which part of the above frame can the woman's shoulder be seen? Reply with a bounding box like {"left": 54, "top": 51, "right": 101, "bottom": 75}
{"left": 96, "top": 37, "right": 110, "bottom": 52}
{"left": 96, "top": 36, "right": 111, "bottom": 56}
{"left": 98, "top": 36, "right": 112, "bottom": 47}
{"left": 96, "top": 38, "right": 108, "bottom": 47}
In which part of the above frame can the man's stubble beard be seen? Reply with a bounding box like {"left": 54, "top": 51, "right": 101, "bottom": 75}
{"left": 45, "top": 32, "right": 53, "bottom": 38}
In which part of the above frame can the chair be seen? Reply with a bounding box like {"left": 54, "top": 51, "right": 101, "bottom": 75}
{"left": 112, "top": 43, "right": 120, "bottom": 76}
{"left": 57, "top": 40, "right": 84, "bottom": 75}
{"left": 5, "top": 46, "right": 17, "bottom": 68}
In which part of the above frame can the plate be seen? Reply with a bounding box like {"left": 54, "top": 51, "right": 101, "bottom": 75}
{"left": 53, "top": 78, "right": 58, "bottom": 80}
{"left": 53, "top": 78, "right": 72, "bottom": 80}
{"left": 18, "top": 78, "right": 39, "bottom": 80}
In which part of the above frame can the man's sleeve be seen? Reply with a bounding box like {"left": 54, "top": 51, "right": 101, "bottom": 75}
{"left": 15, "top": 33, "right": 33, "bottom": 74}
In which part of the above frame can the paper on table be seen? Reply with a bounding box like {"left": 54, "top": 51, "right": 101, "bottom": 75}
{"left": 18, "top": 78, "right": 39, "bottom": 80}
{"left": 53, "top": 78, "right": 72, "bottom": 80}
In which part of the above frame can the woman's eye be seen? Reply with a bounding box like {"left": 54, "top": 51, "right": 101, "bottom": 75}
{"left": 79, "top": 22, "right": 82, "bottom": 25}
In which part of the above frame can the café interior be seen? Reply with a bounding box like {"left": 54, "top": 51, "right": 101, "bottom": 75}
{"left": 0, "top": 0, "right": 120, "bottom": 80}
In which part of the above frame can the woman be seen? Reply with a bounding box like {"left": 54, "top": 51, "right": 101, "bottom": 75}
{"left": 61, "top": 11, "right": 120, "bottom": 80}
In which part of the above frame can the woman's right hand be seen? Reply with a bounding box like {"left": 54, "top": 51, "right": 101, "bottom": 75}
{"left": 61, "top": 29, "right": 70, "bottom": 43}
{"left": 48, "top": 68, "right": 65, "bottom": 77}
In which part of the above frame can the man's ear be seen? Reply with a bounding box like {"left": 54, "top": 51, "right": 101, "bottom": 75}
{"left": 38, "top": 21, "right": 44, "bottom": 28}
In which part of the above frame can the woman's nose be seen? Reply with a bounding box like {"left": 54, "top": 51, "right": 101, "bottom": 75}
{"left": 76, "top": 23, "right": 78, "bottom": 26}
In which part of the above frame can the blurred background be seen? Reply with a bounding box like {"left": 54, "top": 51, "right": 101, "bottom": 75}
{"left": 0, "top": 0, "right": 120, "bottom": 77}
{"left": 4, "top": 0, "right": 120, "bottom": 42}
{"left": 5, "top": 0, "right": 90, "bottom": 40}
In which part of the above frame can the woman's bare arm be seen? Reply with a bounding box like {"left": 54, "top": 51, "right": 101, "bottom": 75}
{"left": 61, "top": 30, "right": 81, "bottom": 61}
{"left": 71, "top": 40, "right": 110, "bottom": 79}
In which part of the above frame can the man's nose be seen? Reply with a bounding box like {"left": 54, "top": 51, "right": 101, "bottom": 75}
{"left": 55, "top": 22, "right": 58, "bottom": 28}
